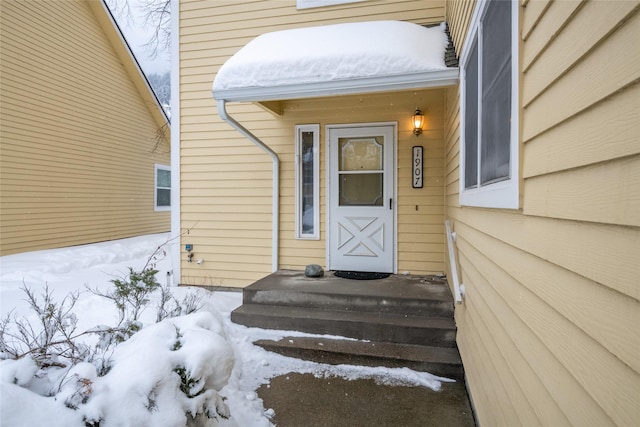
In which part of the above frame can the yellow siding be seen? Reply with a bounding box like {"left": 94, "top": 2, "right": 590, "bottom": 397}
{"left": 0, "top": 1, "right": 170, "bottom": 256}
{"left": 445, "top": 0, "right": 640, "bottom": 425}
{"left": 179, "top": 0, "right": 447, "bottom": 287}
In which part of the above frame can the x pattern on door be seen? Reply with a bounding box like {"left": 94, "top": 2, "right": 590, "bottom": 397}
{"left": 337, "top": 215, "right": 385, "bottom": 258}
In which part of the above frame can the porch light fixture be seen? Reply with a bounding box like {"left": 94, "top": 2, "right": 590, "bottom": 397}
{"left": 412, "top": 109, "right": 424, "bottom": 136}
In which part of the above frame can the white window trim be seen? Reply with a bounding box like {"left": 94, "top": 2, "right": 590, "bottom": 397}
{"left": 295, "top": 125, "right": 320, "bottom": 239}
{"left": 155, "top": 164, "right": 171, "bottom": 212}
{"left": 297, "top": 0, "right": 366, "bottom": 10}
{"left": 459, "top": 0, "right": 519, "bottom": 209}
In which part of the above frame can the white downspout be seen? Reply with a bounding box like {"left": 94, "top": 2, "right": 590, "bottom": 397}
{"left": 216, "top": 99, "right": 279, "bottom": 272}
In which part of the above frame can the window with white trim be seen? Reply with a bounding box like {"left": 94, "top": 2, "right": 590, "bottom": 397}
{"left": 155, "top": 164, "right": 171, "bottom": 211}
{"left": 295, "top": 125, "right": 320, "bottom": 239}
{"left": 460, "top": 0, "right": 519, "bottom": 209}
{"left": 297, "top": 0, "right": 366, "bottom": 10}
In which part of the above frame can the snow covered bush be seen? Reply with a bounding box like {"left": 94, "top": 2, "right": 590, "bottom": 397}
{"left": 87, "top": 263, "right": 202, "bottom": 348}
{"left": 2, "top": 312, "right": 234, "bottom": 426}
{"left": 65, "top": 312, "right": 234, "bottom": 426}
{"left": 0, "top": 285, "right": 91, "bottom": 368}
{"left": 1, "top": 265, "right": 202, "bottom": 372}
{"left": 87, "top": 266, "right": 201, "bottom": 350}
{"left": 90, "top": 267, "right": 162, "bottom": 343}
{"left": 0, "top": 264, "right": 235, "bottom": 426}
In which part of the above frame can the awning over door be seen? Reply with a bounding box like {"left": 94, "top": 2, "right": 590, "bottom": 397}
{"left": 212, "top": 20, "right": 459, "bottom": 103}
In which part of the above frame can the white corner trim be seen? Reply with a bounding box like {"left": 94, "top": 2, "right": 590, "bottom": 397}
{"left": 170, "top": 0, "right": 181, "bottom": 284}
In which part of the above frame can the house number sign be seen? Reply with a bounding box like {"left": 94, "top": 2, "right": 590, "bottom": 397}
{"left": 412, "top": 146, "right": 423, "bottom": 188}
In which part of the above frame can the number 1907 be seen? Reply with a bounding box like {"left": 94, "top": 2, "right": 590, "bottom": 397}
{"left": 412, "top": 146, "right": 423, "bottom": 188}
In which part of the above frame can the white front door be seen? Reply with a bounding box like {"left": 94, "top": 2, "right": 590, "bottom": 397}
{"left": 327, "top": 124, "right": 395, "bottom": 273}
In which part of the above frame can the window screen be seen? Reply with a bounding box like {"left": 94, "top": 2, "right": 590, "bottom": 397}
{"left": 464, "top": 38, "right": 479, "bottom": 189}
{"left": 480, "top": 0, "right": 512, "bottom": 185}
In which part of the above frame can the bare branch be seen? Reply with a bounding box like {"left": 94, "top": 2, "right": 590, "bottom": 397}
{"left": 138, "top": 0, "right": 171, "bottom": 58}
{"left": 104, "top": 0, "right": 133, "bottom": 27}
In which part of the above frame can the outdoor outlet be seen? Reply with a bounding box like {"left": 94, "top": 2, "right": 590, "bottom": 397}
{"left": 186, "top": 244, "right": 194, "bottom": 262}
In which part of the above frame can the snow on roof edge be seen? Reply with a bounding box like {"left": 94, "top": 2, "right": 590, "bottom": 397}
{"left": 213, "top": 20, "right": 456, "bottom": 101}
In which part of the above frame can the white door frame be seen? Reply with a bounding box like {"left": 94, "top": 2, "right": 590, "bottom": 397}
{"left": 325, "top": 122, "right": 398, "bottom": 273}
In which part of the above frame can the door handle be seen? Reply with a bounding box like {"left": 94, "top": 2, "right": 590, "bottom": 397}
{"left": 390, "top": 198, "right": 392, "bottom": 210}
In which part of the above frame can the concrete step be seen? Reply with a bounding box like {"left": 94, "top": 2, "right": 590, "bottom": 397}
{"left": 255, "top": 336, "right": 464, "bottom": 381}
{"left": 243, "top": 271, "right": 454, "bottom": 317}
{"left": 231, "top": 303, "right": 457, "bottom": 347}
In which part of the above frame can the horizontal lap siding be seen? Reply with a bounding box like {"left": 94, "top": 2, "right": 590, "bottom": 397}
{"left": 179, "top": 0, "right": 446, "bottom": 287}
{"left": 0, "top": 1, "right": 170, "bottom": 256}
{"left": 446, "top": 0, "right": 640, "bottom": 425}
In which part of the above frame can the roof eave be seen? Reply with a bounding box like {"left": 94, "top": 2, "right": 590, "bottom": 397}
{"left": 91, "top": 0, "right": 171, "bottom": 127}
{"left": 212, "top": 68, "right": 459, "bottom": 103}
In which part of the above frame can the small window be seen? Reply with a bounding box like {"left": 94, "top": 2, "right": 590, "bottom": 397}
{"left": 155, "top": 164, "right": 171, "bottom": 211}
{"left": 295, "top": 125, "right": 320, "bottom": 239}
{"left": 460, "top": 0, "right": 519, "bottom": 209}
{"left": 297, "top": 0, "right": 366, "bottom": 10}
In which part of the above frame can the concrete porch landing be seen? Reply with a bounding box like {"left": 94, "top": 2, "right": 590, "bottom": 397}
{"left": 232, "top": 270, "right": 476, "bottom": 426}
{"left": 237, "top": 269, "right": 455, "bottom": 319}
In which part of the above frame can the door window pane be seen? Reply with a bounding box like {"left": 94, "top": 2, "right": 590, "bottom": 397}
{"left": 339, "top": 137, "right": 383, "bottom": 171}
{"left": 339, "top": 173, "right": 383, "bottom": 206}
{"left": 338, "top": 136, "right": 384, "bottom": 206}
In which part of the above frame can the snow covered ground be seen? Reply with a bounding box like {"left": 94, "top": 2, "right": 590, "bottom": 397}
{"left": 0, "top": 234, "right": 450, "bottom": 426}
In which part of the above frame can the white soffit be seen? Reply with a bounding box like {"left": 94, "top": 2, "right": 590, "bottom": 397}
{"left": 212, "top": 21, "right": 458, "bottom": 102}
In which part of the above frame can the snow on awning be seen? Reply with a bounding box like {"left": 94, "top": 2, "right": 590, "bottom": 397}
{"left": 212, "top": 21, "right": 458, "bottom": 103}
